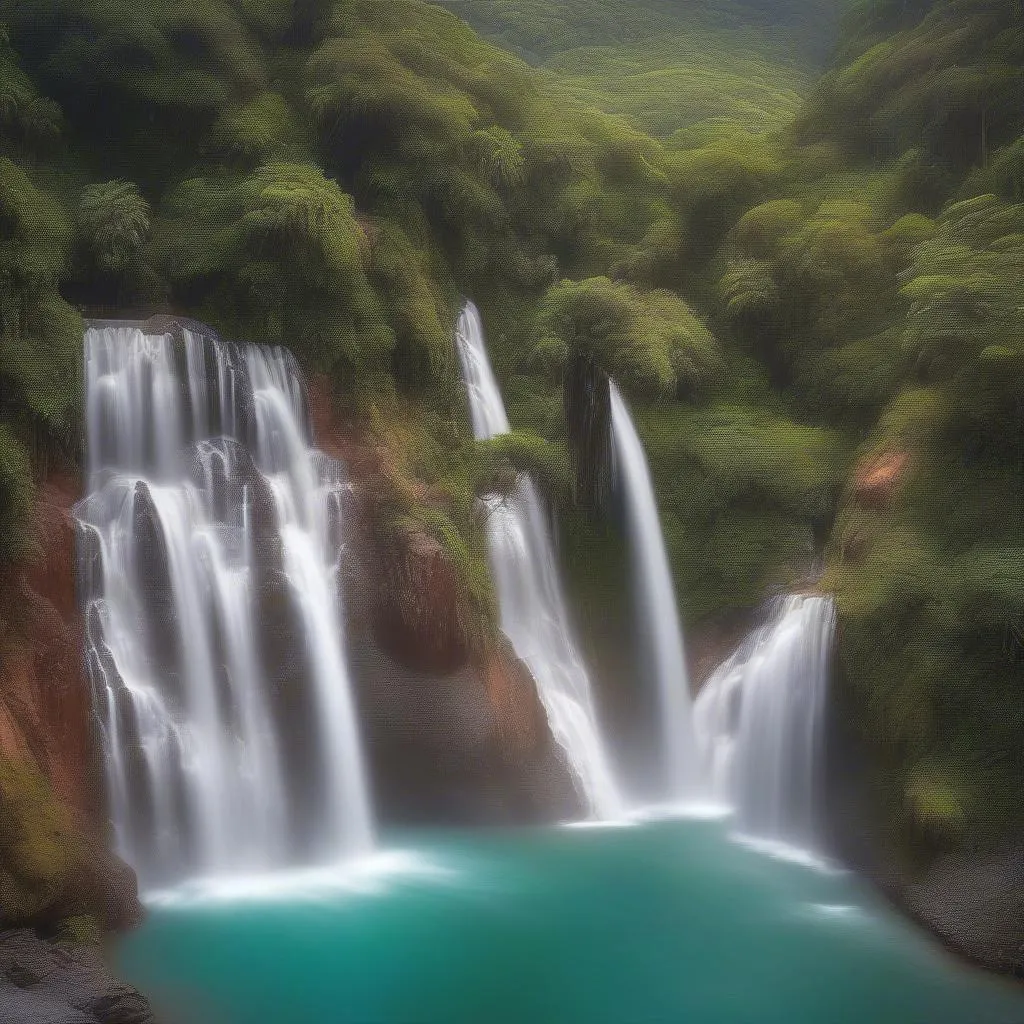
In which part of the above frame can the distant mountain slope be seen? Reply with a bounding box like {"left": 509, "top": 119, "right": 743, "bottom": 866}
{"left": 432, "top": 0, "right": 842, "bottom": 137}
{"left": 539, "top": 32, "right": 814, "bottom": 139}
{"left": 433, "top": 0, "right": 840, "bottom": 64}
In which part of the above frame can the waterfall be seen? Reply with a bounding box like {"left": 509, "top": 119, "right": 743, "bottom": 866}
{"left": 455, "top": 302, "right": 623, "bottom": 819}
{"left": 77, "top": 324, "right": 372, "bottom": 886}
{"left": 692, "top": 594, "right": 836, "bottom": 850}
{"left": 609, "top": 384, "right": 699, "bottom": 800}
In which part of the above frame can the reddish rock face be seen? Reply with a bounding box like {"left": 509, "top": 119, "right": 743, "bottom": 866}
{"left": 308, "top": 375, "right": 475, "bottom": 673}
{"left": 373, "top": 523, "right": 472, "bottom": 674}
{"left": 310, "top": 375, "right": 583, "bottom": 823}
{"left": 0, "top": 467, "right": 97, "bottom": 818}
{"left": 483, "top": 639, "right": 546, "bottom": 758}
{"left": 852, "top": 450, "right": 910, "bottom": 507}
{"left": 0, "top": 464, "right": 144, "bottom": 932}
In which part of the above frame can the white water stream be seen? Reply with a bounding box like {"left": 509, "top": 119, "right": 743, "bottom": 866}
{"left": 77, "top": 325, "right": 372, "bottom": 885}
{"left": 455, "top": 303, "right": 623, "bottom": 818}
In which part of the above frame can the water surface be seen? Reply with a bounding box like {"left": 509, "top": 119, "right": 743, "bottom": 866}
{"left": 119, "top": 818, "right": 1024, "bottom": 1024}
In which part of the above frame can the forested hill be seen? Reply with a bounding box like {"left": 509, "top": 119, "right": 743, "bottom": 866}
{"left": 432, "top": 0, "right": 842, "bottom": 138}
{"left": 431, "top": 0, "right": 841, "bottom": 65}
{"left": 0, "top": 0, "right": 1023, "bottom": 939}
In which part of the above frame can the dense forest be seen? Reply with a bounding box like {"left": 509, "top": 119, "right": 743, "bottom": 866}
{"left": 1, "top": 0, "right": 1023, "bottom": 943}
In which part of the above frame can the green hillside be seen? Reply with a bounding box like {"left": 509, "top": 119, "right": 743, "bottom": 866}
{"left": 434, "top": 0, "right": 839, "bottom": 137}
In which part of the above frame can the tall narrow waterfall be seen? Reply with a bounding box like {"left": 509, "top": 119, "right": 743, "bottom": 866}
{"left": 77, "top": 324, "right": 372, "bottom": 886}
{"left": 692, "top": 594, "right": 836, "bottom": 850}
{"left": 455, "top": 303, "right": 623, "bottom": 819}
{"left": 609, "top": 384, "right": 698, "bottom": 800}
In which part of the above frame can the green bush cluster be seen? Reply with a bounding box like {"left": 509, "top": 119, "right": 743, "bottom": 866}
{"left": 0, "top": 34, "right": 81, "bottom": 559}
{"left": 537, "top": 276, "right": 724, "bottom": 399}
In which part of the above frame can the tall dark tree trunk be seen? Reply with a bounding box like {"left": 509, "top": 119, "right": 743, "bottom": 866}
{"left": 563, "top": 351, "right": 612, "bottom": 512}
{"left": 289, "top": 0, "right": 332, "bottom": 47}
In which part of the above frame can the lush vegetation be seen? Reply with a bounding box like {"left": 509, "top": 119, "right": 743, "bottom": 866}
{"left": 435, "top": 0, "right": 834, "bottom": 140}
{"left": 0, "top": 0, "right": 1022, "bottom": 881}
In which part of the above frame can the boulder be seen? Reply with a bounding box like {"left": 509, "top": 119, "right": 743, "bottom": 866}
{"left": 0, "top": 929, "right": 154, "bottom": 1024}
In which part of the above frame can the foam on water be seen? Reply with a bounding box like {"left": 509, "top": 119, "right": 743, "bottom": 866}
{"left": 145, "top": 850, "right": 457, "bottom": 908}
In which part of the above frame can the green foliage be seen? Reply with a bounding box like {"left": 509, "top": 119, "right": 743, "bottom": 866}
{"left": 0, "top": 157, "right": 81, "bottom": 435}
{"left": 3, "top": 0, "right": 268, "bottom": 187}
{"left": 366, "top": 221, "right": 453, "bottom": 386}
{"left": 621, "top": 400, "right": 847, "bottom": 619}
{"left": 717, "top": 186, "right": 914, "bottom": 413}
{"left": 797, "top": 0, "right": 1024, "bottom": 174}
{"left": 538, "top": 276, "right": 723, "bottom": 398}
{"left": 77, "top": 181, "right": 150, "bottom": 272}
{"left": 156, "top": 162, "right": 394, "bottom": 372}
{"left": 540, "top": 35, "right": 811, "bottom": 140}
{"left": 654, "top": 128, "right": 788, "bottom": 266}
{"left": 472, "top": 430, "right": 574, "bottom": 504}
{"left": 903, "top": 764, "right": 969, "bottom": 849}
{"left": 900, "top": 194, "right": 1024, "bottom": 380}
{"left": 0, "top": 29, "right": 61, "bottom": 155}
{"left": 434, "top": 0, "right": 839, "bottom": 65}
{"left": 960, "top": 137, "right": 1024, "bottom": 202}
{"left": 207, "top": 92, "right": 303, "bottom": 166}
{"left": 0, "top": 426, "right": 34, "bottom": 562}
{"left": 0, "top": 0, "right": 1021, "bottom": 870}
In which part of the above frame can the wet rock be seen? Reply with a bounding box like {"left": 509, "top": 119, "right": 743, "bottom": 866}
{"left": 306, "top": 368, "right": 584, "bottom": 825}
{"left": 899, "top": 849, "right": 1024, "bottom": 977}
{"left": 345, "top": 497, "right": 582, "bottom": 825}
{"left": 372, "top": 524, "right": 471, "bottom": 675}
{"left": 0, "top": 930, "right": 155, "bottom": 1024}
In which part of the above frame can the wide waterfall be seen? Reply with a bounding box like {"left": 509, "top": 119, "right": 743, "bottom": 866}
{"left": 76, "top": 324, "right": 372, "bottom": 886}
{"left": 609, "top": 384, "right": 699, "bottom": 800}
{"left": 692, "top": 594, "right": 836, "bottom": 850}
{"left": 455, "top": 303, "right": 623, "bottom": 818}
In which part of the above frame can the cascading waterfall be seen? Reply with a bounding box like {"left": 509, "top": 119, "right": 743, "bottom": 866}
{"left": 455, "top": 302, "right": 623, "bottom": 819}
{"left": 692, "top": 594, "right": 836, "bottom": 850}
{"left": 609, "top": 383, "right": 699, "bottom": 800}
{"left": 77, "top": 324, "right": 372, "bottom": 886}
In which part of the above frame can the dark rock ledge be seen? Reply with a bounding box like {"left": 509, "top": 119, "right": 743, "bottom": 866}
{"left": 869, "top": 850, "right": 1024, "bottom": 982}
{"left": 0, "top": 930, "right": 155, "bottom": 1024}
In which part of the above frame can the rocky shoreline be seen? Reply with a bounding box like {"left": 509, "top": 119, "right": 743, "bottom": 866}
{"left": 866, "top": 850, "right": 1024, "bottom": 983}
{"left": 0, "top": 930, "right": 154, "bottom": 1024}
{"left": 822, "top": 672, "right": 1024, "bottom": 984}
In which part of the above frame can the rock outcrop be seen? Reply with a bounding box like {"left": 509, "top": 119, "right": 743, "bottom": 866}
{"left": 0, "top": 471, "right": 97, "bottom": 817}
{"left": 307, "top": 376, "right": 584, "bottom": 825}
{"left": 850, "top": 449, "right": 910, "bottom": 508}
{"left": 821, "top": 624, "right": 1024, "bottom": 980}
{"left": 0, "top": 467, "right": 153, "bottom": 1022}
{"left": 0, "top": 929, "right": 154, "bottom": 1024}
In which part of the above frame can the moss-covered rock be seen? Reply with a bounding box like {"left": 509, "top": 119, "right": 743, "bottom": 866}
{"left": 0, "top": 759, "right": 142, "bottom": 933}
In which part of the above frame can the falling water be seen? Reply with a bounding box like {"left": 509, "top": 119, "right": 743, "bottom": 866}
{"left": 692, "top": 594, "right": 836, "bottom": 850}
{"left": 609, "top": 384, "right": 699, "bottom": 800}
{"left": 77, "top": 324, "right": 372, "bottom": 885}
{"left": 455, "top": 302, "right": 623, "bottom": 819}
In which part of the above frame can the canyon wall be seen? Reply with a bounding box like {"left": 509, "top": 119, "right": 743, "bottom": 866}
{"left": 0, "top": 466, "right": 143, "bottom": 936}
{"left": 308, "top": 377, "right": 584, "bottom": 827}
